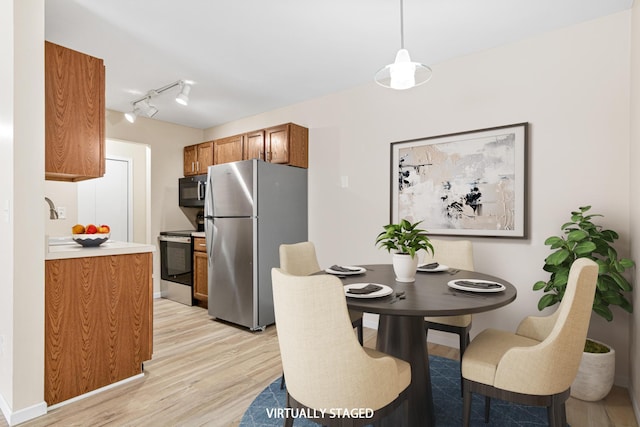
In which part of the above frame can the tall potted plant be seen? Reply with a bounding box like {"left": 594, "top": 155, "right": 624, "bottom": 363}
{"left": 533, "top": 205, "right": 634, "bottom": 401}
{"left": 375, "top": 219, "right": 433, "bottom": 282}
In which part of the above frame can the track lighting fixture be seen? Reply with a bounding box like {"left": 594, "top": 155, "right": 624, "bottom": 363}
{"left": 124, "top": 80, "right": 192, "bottom": 123}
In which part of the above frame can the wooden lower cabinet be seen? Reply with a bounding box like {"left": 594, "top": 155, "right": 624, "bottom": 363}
{"left": 193, "top": 237, "right": 208, "bottom": 307}
{"left": 45, "top": 252, "right": 153, "bottom": 405}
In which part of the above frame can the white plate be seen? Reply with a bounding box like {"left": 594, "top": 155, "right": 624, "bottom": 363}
{"left": 344, "top": 283, "right": 393, "bottom": 298}
{"left": 447, "top": 279, "right": 506, "bottom": 293}
{"left": 325, "top": 266, "right": 366, "bottom": 275}
{"left": 417, "top": 263, "right": 449, "bottom": 273}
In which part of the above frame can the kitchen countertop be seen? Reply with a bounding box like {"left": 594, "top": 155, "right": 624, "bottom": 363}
{"left": 191, "top": 231, "right": 205, "bottom": 238}
{"left": 46, "top": 239, "right": 155, "bottom": 261}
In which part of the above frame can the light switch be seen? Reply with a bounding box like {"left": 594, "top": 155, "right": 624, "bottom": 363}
{"left": 56, "top": 206, "right": 66, "bottom": 219}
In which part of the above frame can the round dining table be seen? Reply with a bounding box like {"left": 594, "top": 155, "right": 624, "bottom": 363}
{"left": 337, "top": 264, "right": 517, "bottom": 427}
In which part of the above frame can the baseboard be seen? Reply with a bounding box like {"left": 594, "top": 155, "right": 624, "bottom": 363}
{"left": 362, "top": 313, "right": 379, "bottom": 330}
{"left": 0, "top": 393, "right": 47, "bottom": 426}
{"left": 47, "top": 373, "right": 144, "bottom": 411}
{"left": 630, "top": 383, "right": 640, "bottom": 426}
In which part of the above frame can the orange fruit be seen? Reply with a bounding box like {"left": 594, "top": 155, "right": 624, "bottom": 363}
{"left": 72, "top": 224, "right": 85, "bottom": 234}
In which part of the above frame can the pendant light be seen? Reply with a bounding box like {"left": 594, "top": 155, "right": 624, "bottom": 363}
{"left": 374, "top": 0, "right": 432, "bottom": 90}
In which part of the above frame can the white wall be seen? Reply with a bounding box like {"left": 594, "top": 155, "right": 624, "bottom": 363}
{"left": 45, "top": 139, "right": 150, "bottom": 244}
{"left": 0, "top": 0, "right": 47, "bottom": 425}
{"left": 204, "top": 12, "right": 633, "bottom": 386}
{"left": 629, "top": 0, "right": 640, "bottom": 417}
{"left": 105, "top": 110, "right": 204, "bottom": 294}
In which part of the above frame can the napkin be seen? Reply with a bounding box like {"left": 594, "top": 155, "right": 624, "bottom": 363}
{"left": 330, "top": 265, "right": 360, "bottom": 272}
{"left": 455, "top": 280, "right": 502, "bottom": 289}
{"left": 419, "top": 262, "right": 439, "bottom": 269}
{"left": 347, "top": 284, "right": 382, "bottom": 295}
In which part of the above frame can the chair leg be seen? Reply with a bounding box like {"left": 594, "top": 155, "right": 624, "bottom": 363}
{"left": 484, "top": 396, "right": 491, "bottom": 423}
{"left": 548, "top": 394, "right": 567, "bottom": 427}
{"left": 462, "top": 379, "right": 472, "bottom": 427}
{"left": 280, "top": 373, "right": 286, "bottom": 390}
{"left": 284, "top": 393, "right": 294, "bottom": 427}
{"left": 357, "top": 324, "right": 363, "bottom": 346}
{"left": 459, "top": 331, "right": 468, "bottom": 397}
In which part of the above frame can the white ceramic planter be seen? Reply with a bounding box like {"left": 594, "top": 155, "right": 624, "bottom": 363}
{"left": 570, "top": 340, "right": 616, "bottom": 401}
{"left": 392, "top": 253, "right": 419, "bottom": 282}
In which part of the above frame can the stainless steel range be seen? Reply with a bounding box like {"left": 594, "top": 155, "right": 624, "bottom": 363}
{"left": 159, "top": 230, "right": 194, "bottom": 306}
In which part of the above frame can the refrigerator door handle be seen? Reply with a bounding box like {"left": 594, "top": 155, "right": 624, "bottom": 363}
{"left": 204, "top": 173, "right": 214, "bottom": 218}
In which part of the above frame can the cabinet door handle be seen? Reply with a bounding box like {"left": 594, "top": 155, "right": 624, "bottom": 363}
{"left": 198, "top": 243, "right": 206, "bottom": 247}
{"left": 191, "top": 162, "right": 195, "bottom": 172}
{"left": 196, "top": 161, "right": 200, "bottom": 172}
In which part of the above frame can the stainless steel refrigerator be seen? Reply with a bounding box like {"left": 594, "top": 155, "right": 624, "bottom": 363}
{"left": 204, "top": 159, "right": 308, "bottom": 330}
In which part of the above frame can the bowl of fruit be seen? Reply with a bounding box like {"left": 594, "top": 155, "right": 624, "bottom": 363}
{"left": 71, "top": 224, "right": 111, "bottom": 247}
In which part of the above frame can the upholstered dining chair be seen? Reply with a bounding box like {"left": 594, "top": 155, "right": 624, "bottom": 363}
{"left": 423, "top": 239, "right": 474, "bottom": 393}
{"left": 272, "top": 268, "right": 411, "bottom": 427}
{"left": 279, "top": 241, "right": 364, "bottom": 345}
{"left": 461, "top": 258, "right": 598, "bottom": 427}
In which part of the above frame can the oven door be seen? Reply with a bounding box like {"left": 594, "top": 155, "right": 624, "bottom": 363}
{"left": 159, "top": 235, "right": 193, "bottom": 305}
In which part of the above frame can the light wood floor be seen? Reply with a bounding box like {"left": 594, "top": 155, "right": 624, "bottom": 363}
{"left": 2, "top": 298, "right": 637, "bottom": 427}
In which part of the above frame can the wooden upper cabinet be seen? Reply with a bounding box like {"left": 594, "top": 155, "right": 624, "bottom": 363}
{"left": 185, "top": 123, "right": 308, "bottom": 170}
{"left": 45, "top": 41, "right": 105, "bottom": 182}
{"left": 214, "top": 135, "right": 244, "bottom": 165}
{"left": 184, "top": 145, "right": 198, "bottom": 176}
{"left": 265, "top": 123, "right": 308, "bottom": 168}
{"left": 197, "top": 141, "right": 214, "bottom": 172}
{"left": 184, "top": 141, "right": 213, "bottom": 176}
{"left": 243, "top": 130, "right": 265, "bottom": 161}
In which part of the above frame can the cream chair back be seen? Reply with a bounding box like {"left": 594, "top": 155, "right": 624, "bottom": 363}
{"left": 279, "top": 241, "right": 321, "bottom": 276}
{"left": 424, "top": 239, "right": 474, "bottom": 271}
{"left": 271, "top": 268, "right": 404, "bottom": 410}
{"left": 494, "top": 257, "right": 598, "bottom": 394}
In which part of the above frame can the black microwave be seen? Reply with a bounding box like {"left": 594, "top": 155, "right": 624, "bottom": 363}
{"left": 179, "top": 174, "right": 207, "bottom": 207}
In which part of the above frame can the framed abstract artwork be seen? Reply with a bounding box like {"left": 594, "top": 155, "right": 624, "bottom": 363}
{"left": 390, "top": 123, "right": 528, "bottom": 238}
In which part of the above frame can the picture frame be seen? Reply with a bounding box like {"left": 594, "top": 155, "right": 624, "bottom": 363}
{"left": 390, "top": 123, "right": 528, "bottom": 238}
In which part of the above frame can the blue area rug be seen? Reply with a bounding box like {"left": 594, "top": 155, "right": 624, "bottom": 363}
{"left": 240, "top": 355, "right": 552, "bottom": 427}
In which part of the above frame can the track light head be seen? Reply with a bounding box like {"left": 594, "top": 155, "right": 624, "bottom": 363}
{"left": 176, "top": 82, "right": 191, "bottom": 106}
{"left": 124, "top": 109, "right": 137, "bottom": 123}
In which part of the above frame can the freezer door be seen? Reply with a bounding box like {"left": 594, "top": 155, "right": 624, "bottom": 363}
{"left": 206, "top": 160, "right": 255, "bottom": 217}
{"left": 207, "top": 217, "right": 256, "bottom": 329}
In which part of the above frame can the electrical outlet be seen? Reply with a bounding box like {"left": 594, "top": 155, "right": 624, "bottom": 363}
{"left": 56, "top": 206, "right": 66, "bottom": 219}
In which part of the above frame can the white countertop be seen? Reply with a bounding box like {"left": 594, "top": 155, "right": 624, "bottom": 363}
{"left": 46, "top": 239, "right": 155, "bottom": 260}
{"left": 191, "top": 231, "right": 205, "bottom": 238}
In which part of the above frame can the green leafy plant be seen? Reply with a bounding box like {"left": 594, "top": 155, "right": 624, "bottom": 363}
{"left": 533, "top": 206, "right": 634, "bottom": 322}
{"left": 375, "top": 219, "right": 434, "bottom": 259}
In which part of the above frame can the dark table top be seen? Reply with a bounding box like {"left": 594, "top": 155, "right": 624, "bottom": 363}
{"left": 336, "top": 264, "right": 517, "bottom": 317}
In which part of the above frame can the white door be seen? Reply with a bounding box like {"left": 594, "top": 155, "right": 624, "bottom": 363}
{"left": 78, "top": 157, "right": 132, "bottom": 242}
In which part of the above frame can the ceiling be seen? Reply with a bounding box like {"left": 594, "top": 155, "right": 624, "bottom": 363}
{"left": 45, "top": 0, "right": 633, "bottom": 130}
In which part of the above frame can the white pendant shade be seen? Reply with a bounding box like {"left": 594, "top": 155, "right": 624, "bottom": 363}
{"left": 375, "top": 49, "right": 432, "bottom": 90}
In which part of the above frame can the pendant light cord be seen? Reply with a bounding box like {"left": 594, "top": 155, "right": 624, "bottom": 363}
{"left": 399, "top": 0, "right": 405, "bottom": 49}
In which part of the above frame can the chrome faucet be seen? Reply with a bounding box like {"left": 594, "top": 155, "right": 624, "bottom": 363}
{"left": 45, "top": 197, "right": 59, "bottom": 220}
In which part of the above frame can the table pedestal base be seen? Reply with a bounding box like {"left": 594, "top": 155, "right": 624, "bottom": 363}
{"left": 376, "top": 314, "right": 435, "bottom": 427}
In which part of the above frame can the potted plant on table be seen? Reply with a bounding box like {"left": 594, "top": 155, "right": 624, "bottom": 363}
{"left": 533, "top": 205, "right": 634, "bottom": 401}
{"left": 375, "top": 219, "right": 434, "bottom": 282}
